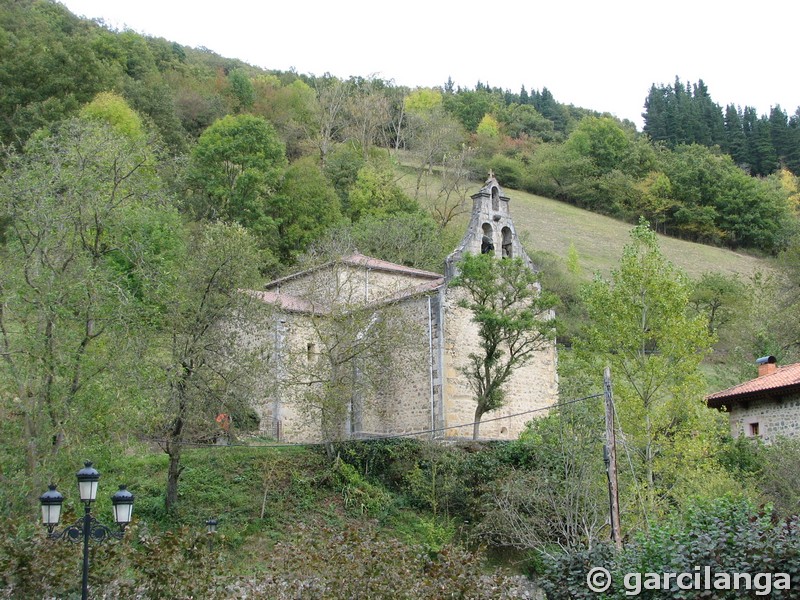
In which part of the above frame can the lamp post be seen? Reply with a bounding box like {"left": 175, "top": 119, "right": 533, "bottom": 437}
{"left": 206, "top": 517, "right": 218, "bottom": 551}
{"left": 39, "top": 461, "right": 134, "bottom": 600}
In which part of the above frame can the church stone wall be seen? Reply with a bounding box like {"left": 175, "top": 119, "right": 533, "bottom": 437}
{"left": 360, "top": 295, "right": 438, "bottom": 436}
{"left": 258, "top": 314, "right": 326, "bottom": 443}
{"left": 441, "top": 286, "right": 558, "bottom": 440}
{"left": 272, "top": 264, "right": 438, "bottom": 306}
{"left": 259, "top": 292, "right": 443, "bottom": 443}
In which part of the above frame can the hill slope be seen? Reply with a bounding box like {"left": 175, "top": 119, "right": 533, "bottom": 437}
{"left": 417, "top": 173, "right": 772, "bottom": 278}
{"left": 510, "top": 188, "right": 771, "bottom": 278}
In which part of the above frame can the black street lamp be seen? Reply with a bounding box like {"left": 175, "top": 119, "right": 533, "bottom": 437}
{"left": 206, "top": 517, "right": 218, "bottom": 551}
{"left": 39, "top": 461, "right": 134, "bottom": 600}
{"left": 205, "top": 517, "right": 218, "bottom": 534}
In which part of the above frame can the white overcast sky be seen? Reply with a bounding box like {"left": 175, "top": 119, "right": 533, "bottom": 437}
{"left": 60, "top": 0, "right": 797, "bottom": 129}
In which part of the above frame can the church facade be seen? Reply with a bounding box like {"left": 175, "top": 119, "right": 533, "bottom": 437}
{"left": 251, "top": 176, "right": 558, "bottom": 442}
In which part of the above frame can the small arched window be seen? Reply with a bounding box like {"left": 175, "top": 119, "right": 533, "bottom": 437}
{"left": 501, "top": 227, "right": 513, "bottom": 258}
{"left": 491, "top": 186, "right": 499, "bottom": 211}
{"left": 481, "top": 223, "right": 494, "bottom": 255}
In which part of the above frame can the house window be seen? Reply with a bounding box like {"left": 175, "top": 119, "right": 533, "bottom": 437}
{"left": 748, "top": 422, "right": 760, "bottom": 437}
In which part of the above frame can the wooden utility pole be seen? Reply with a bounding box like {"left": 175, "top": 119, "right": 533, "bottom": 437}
{"left": 603, "top": 366, "right": 623, "bottom": 550}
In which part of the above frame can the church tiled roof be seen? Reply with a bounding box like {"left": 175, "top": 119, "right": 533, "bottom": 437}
{"left": 265, "top": 253, "right": 443, "bottom": 291}
{"left": 249, "top": 253, "right": 446, "bottom": 315}
{"left": 706, "top": 362, "right": 800, "bottom": 408}
{"left": 245, "top": 290, "right": 328, "bottom": 314}
{"left": 341, "top": 253, "right": 443, "bottom": 279}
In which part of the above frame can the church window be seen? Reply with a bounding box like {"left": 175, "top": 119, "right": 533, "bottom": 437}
{"left": 491, "top": 186, "right": 499, "bottom": 211}
{"left": 481, "top": 223, "right": 494, "bottom": 255}
{"left": 501, "top": 227, "right": 513, "bottom": 258}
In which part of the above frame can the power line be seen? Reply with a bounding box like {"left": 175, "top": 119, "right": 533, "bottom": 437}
{"left": 612, "top": 399, "right": 651, "bottom": 529}
{"left": 142, "top": 392, "right": 605, "bottom": 450}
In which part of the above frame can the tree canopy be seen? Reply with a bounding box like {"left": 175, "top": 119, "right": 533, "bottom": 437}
{"left": 451, "top": 253, "right": 557, "bottom": 439}
{"left": 186, "top": 113, "right": 287, "bottom": 236}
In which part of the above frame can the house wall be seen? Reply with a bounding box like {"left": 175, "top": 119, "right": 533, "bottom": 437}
{"left": 728, "top": 395, "right": 800, "bottom": 443}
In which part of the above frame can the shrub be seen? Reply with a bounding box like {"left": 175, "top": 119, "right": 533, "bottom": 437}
{"left": 330, "top": 456, "right": 392, "bottom": 516}
{"left": 540, "top": 497, "right": 800, "bottom": 599}
{"left": 249, "top": 524, "right": 517, "bottom": 599}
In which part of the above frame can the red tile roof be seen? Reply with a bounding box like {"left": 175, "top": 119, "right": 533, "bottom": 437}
{"left": 265, "top": 253, "right": 443, "bottom": 290}
{"left": 341, "top": 253, "right": 443, "bottom": 279}
{"left": 244, "top": 290, "right": 331, "bottom": 315}
{"left": 376, "top": 278, "right": 445, "bottom": 306}
{"left": 247, "top": 277, "right": 444, "bottom": 315}
{"left": 706, "top": 362, "right": 800, "bottom": 408}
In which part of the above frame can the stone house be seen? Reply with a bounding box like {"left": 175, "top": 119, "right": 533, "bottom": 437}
{"left": 249, "top": 175, "right": 559, "bottom": 442}
{"left": 706, "top": 356, "right": 800, "bottom": 443}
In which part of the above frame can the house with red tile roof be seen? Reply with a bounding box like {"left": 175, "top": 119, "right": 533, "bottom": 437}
{"left": 251, "top": 176, "right": 558, "bottom": 443}
{"left": 706, "top": 356, "right": 800, "bottom": 442}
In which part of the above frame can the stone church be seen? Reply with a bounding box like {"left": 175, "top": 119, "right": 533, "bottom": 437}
{"left": 250, "top": 175, "right": 558, "bottom": 442}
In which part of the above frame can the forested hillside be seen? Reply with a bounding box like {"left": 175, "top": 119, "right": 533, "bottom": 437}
{"left": 3, "top": 2, "right": 800, "bottom": 597}
{"left": 644, "top": 78, "right": 800, "bottom": 176}
{"left": 2, "top": 0, "right": 800, "bottom": 259}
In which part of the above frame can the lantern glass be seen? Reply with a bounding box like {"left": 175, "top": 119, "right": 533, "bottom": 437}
{"left": 39, "top": 485, "right": 63, "bottom": 526}
{"left": 76, "top": 461, "right": 100, "bottom": 502}
{"left": 206, "top": 518, "right": 218, "bottom": 534}
{"left": 111, "top": 485, "right": 134, "bottom": 525}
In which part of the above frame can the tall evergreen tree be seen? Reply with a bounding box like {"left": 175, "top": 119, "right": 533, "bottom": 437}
{"left": 751, "top": 115, "right": 778, "bottom": 176}
{"left": 643, "top": 84, "right": 669, "bottom": 143}
{"left": 741, "top": 106, "right": 759, "bottom": 172}
{"left": 533, "top": 87, "right": 568, "bottom": 133}
{"left": 519, "top": 85, "right": 529, "bottom": 105}
{"left": 691, "top": 80, "right": 725, "bottom": 147}
{"left": 769, "top": 105, "right": 791, "bottom": 167}
{"left": 787, "top": 108, "right": 800, "bottom": 175}
{"left": 724, "top": 104, "right": 748, "bottom": 167}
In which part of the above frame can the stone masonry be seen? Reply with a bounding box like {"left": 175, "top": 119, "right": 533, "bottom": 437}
{"left": 251, "top": 175, "right": 559, "bottom": 442}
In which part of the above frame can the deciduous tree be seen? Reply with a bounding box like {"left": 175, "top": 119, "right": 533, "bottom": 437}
{"left": 186, "top": 114, "right": 287, "bottom": 237}
{"left": 158, "top": 221, "right": 270, "bottom": 511}
{"left": 309, "top": 75, "right": 349, "bottom": 167}
{"left": 577, "top": 221, "right": 716, "bottom": 515}
{"left": 0, "top": 118, "right": 173, "bottom": 483}
{"left": 270, "top": 156, "right": 342, "bottom": 263}
{"left": 347, "top": 160, "right": 418, "bottom": 222}
{"left": 450, "top": 253, "right": 557, "bottom": 439}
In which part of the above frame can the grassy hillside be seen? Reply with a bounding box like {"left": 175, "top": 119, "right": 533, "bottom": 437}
{"left": 398, "top": 163, "right": 772, "bottom": 279}
{"left": 507, "top": 187, "right": 771, "bottom": 279}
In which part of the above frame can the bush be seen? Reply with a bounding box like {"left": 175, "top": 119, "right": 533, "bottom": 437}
{"left": 760, "top": 437, "right": 800, "bottom": 519}
{"left": 540, "top": 497, "right": 800, "bottom": 599}
{"left": 0, "top": 519, "right": 79, "bottom": 599}
{"left": 248, "top": 524, "right": 517, "bottom": 599}
{"left": 330, "top": 456, "right": 392, "bottom": 516}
